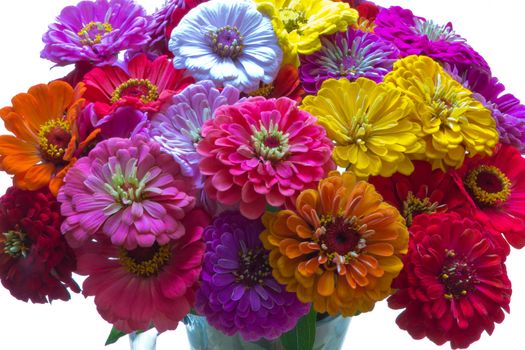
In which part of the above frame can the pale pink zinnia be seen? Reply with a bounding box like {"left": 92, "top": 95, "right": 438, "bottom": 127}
{"left": 58, "top": 135, "right": 196, "bottom": 249}
{"left": 76, "top": 209, "right": 209, "bottom": 333}
{"left": 197, "top": 97, "right": 334, "bottom": 219}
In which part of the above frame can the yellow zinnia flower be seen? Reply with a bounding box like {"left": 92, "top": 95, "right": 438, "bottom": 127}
{"left": 384, "top": 55, "right": 499, "bottom": 170}
{"left": 261, "top": 171, "right": 409, "bottom": 316}
{"left": 301, "top": 77, "right": 423, "bottom": 177}
{"left": 254, "top": 0, "right": 358, "bottom": 66}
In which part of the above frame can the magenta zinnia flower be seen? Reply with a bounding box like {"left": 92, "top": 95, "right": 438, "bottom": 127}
{"left": 299, "top": 28, "right": 399, "bottom": 94}
{"left": 388, "top": 213, "right": 511, "bottom": 349}
{"left": 197, "top": 97, "right": 334, "bottom": 219}
{"left": 0, "top": 187, "right": 79, "bottom": 303}
{"left": 374, "top": 6, "right": 488, "bottom": 72}
{"left": 76, "top": 209, "right": 209, "bottom": 333}
{"left": 58, "top": 135, "right": 196, "bottom": 250}
{"left": 41, "top": 0, "right": 151, "bottom": 66}
{"left": 195, "top": 211, "right": 310, "bottom": 341}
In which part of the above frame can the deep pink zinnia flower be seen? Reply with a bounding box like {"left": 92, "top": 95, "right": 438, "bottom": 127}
{"left": 57, "top": 135, "right": 196, "bottom": 250}
{"left": 76, "top": 209, "right": 209, "bottom": 333}
{"left": 197, "top": 97, "right": 334, "bottom": 219}
{"left": 83, "top": 54, "right": 194, "bottom": 115}
{"left": 388, "top": 213, "right": 511, "bottom": 349}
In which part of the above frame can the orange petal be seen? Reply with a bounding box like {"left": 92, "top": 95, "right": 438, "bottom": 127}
{"left": 317, "top": 270, "right": 335, "bottom": 296}
{"left": 2, "top": 153, "right": 41, "bottom": 174}
{"left": 19, "top": 163, "right": 55, "bottom": 190}
{"left": 350, "top": 259, "right": 368, "bottom": 277}
{"left": 358, "top": 254, "right": 379, "bottom": 270}
{"left": 366, "top": 243, "right": 394, "bottom": 256}
{"left": 345, "top": 270, "right": 357, "bottom": 289}
{"left": 41, "top": 81, "right": 74, "bottom": 119}
{"left": 0, "top": 135, "right": 37, "bottom": 156}
{"left": 3, "top": 112, "right": 39, "bottom": 142}
{"left": 298, "top": 257, "right": 320, "bottom": 276}
{"left": 350, "top": 269, "right": 369, "bottom": 287}
{"left": 299, "top": 241, "right": 319, "bottom": 254}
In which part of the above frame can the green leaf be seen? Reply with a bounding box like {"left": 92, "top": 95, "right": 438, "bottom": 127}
{"left": 279, "top": 306, "right": 317, "bottom": 350}
{"left": 105, "top": 326, "right": 127, "bottom": 346}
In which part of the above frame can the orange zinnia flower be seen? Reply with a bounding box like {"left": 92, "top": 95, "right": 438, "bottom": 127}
{"left": 261, "top": 171, "right": 409, "bottom": 316}
{"left": 0, "top": 81, "right": 96, "bottom": 195}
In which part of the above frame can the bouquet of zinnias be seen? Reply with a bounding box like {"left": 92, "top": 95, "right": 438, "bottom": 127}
{"left": 0, "top": 0, "right": 523, "bottom": 349}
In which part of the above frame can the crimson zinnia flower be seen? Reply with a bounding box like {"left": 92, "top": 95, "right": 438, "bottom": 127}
{"left": 453, "top": 144, "right": 525, "bottom": 249}
{"left": 388, "top": 213, "right": 511, "bottom": 349}
{"left": 369, "top": 160, "right": 474, "bottom": 226}
{"left": 0, "top": 187, "right": 79, "bottom": 303}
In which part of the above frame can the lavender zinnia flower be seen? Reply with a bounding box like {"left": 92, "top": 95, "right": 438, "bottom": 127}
{"left": 195, "top": 212, "right": 310, "bottom": 341}
{"left": 299, "top": 28, "right": 399, "bottom": 94}
{"left": 58, "top": 135, "right": 196, "bottom": 250}
{"left": 447, "top": 66, "right": 525, "bottom": 152}
{"left": 41, "top": 0, "right": 151, "bottom": 66}
{"left": 169, "top": 0, "right": 282, "bottom": 92}
{"left": 150, "top": 80, "right": 240, "bottom": 181}
{"left": 374, "top": 6, "right": 488, "bottom": 73}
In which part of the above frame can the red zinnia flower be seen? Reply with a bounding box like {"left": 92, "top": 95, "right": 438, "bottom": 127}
{"left": 388, "top": 213, "right": 511, "bottom": 349}
{"left": 83, "top": 54, "right": 193, "bottom": 115}
{"left": 248, "top": 65, "right": 304, "bottom": 102}
{"left": 0, "top": 187, "right": 79, "bottom": 303}
{"left": 453, "top": 144, "right": 525, "bottom": 249}
{"left": 369, "top": 160, "right": 474, "bottom": 226}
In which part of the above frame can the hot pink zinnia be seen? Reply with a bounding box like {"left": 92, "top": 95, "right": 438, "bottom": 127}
{"left": 58, "top": 135, "right": 196, "bottom": 250}
{"left": 76, "top": 209, "right": 209, "bottom": 333}
{"left": 197, "top": 97, "right": 334, "bottom": 219}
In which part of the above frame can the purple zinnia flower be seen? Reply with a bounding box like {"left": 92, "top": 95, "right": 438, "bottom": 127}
{"left": 299, "top": 28, "right": 399, "bottom": 94}
{"left": 195, "top": 211, "right": 310, "bottom": 341}
{"left": 149, "top": 80, "right": 240, "bottom": 182}
{"left": 374, "top": 6, "right": 488, "bottom": 73}
{"left": 446, "top": 65, "right": 525, "bottom": 152}
{"left": 58, "top": 135, "right": 196, "bottom": 250}
{"left": 41, "top": 0, "right": 151, "bottom": 66}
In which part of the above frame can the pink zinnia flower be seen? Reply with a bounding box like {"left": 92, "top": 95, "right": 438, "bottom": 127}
{"left": 76, "top": 209, "right": 209, "bottom": 333}
{"left": 58, "top": 135, "right": 196, "bottom": 250}
{"left": 83, "top": 54, "right": 194, "bottom": 115}
{"left": 197, "top": 97, "right": 334, "bottom": 219}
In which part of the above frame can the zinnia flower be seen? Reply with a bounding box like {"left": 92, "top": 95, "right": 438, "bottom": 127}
{"left": 453, "top": 144, "right": 525, "bottom": 249}
{"left": 83, "top": 54, "right": 193, "bottom": 115}
{"left": 0, "top": 81, "right": 96, "bottom": 195}
{"left": 384, "top": 55, "right": 498, "bottom": 170}
{"left": 58, "top": 135, "right": 196, "bottom": 250}
{"left": 41, "top": 0, "right": 150, "bottom": 66}
{"left": 255, "top": 0, "right": 358, "bottom": 65}
{"left": 368, "top": 161, "right": 474, "bottom": 226}
{"left": 0, "top": 187, "right": 79, "bottom": 303}
{"left": 150, "top": 80, "right": 240, "bottom": 181}
{"left": 448, "top": 66, "right": 525, "bottom": 153}
{"left": 374, "top": 6, "right": 488, "bottom": 73}
{"left": 388, "top": 213, "right": 511, "bottom": 349}
{"left": 76, "top": 209, "right": 209, "bottom": 333}
{"left": 169, "top": 0, "right": 282, "bottom": 93}
{"left": 195, "top": 211, "right": 310, "bottom": 341}
{"left": 197, "top": 96, "right": 334, "bottom": 219}
{"left": 261, "top": 171, "right": 409, "bottom": 316}
{"left": 301, "top": 77, "right": 422, "bottom": 177}
{"left": 299, "top": 28, "right": 399, "bottom": 94}
{"left": 248, "top": 64, "right": 304, "bottom": 102}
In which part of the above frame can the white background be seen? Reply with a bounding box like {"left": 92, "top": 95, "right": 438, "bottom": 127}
{"left": 0, "top": 1, "right": 524, "bottom": 349}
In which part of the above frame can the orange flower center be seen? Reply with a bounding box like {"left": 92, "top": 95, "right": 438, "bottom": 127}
{"left": 118, "top": 243, "right": 171, "bottom": 277}
{"left": 402, "top": 191, "right": 443, "bottom": 226}
{"left": 464, "top": 165, "right": 510, "bottom": 207}
{"left": 111, "top": 79, "right": 159, "bottom": 105}
{"left": 440, "top": 249, "right": 477, "bottom": 299}
{"left": 38, "top": 118, "right": 72, "bottom": 162}
{"left": 77, "top": 21, "right": 113, "bottom": 46}
{"left": 234, "top": 248, "right": 271, "bottom": 287}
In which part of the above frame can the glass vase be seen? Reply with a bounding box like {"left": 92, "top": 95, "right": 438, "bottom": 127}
{"left": 184, "top": 314, "right": 351, "bottom": 350}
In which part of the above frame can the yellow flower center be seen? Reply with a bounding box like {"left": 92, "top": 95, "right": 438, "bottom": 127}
{"left": 464, "top": 165, "right": 511, "bottom": 207}
{"left": 441, "top": 249, "right": 476, "bottom": 299}
{"left": 2, "top": 230, "right": 29, "bottom": 258}
{"left": 279, "top": 8, "right": 307, "bottom": 33}
{"left": 38, "top": 118, "right": 72, "bottom": 162}
{"left": 119, "top": 244, "right": 172, "bottom": 277}
{"left": 234, "top": 248, "right": 272, "bottom": 287}
{"left": 78, "top": 21, "right": 113, "bottom": 46}
{"left": 402, "top": 191, "right": 444, "bottom": 226}
{"left": 251, "top": 120, "right": 290, "bottom": 161}
{"left": 249, "top": 83, "right": 274, "bottom": 97}
{"left": 111, "top": 79, "right": 159, "bottom": 104}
